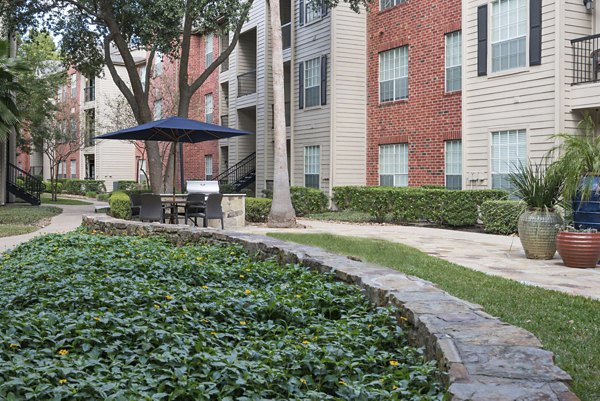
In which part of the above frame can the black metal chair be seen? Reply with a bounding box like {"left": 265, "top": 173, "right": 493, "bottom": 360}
{"left": 140, "top": 194, "right": 166, "bottom": 223}
{"left": 130, "top": 193, "right": 142, "bottom": 220}
{"left": 184, "top": 193, "right": 207, "bottom": 226}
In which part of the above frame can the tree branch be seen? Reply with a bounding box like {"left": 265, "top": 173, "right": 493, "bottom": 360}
{"left": 103, "top": 36, "right": 140, "bottom": 120}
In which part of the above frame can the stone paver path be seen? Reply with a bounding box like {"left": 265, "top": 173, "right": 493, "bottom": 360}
{"left": 240, "top": 219, "right": 600, "bottom": 301}
{"left": 0, "top": 201, "right": 107, "bottom": 253}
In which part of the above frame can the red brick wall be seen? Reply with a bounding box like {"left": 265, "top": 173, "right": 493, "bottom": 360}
{"left": 367, "top": 0, "right": 462, "bottom": 187}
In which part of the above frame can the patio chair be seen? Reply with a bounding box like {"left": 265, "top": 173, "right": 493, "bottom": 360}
{"left": 140, "top": 194, "right": 166, "bottom": 223}
{"left": 184, "top": 193, "right": 207, "bottom": 226}
{"left": 196, "top": 193, "right": 224, "bottom": 229}
{"left": 130, "top": 193, "right": 142, "bottom": 220}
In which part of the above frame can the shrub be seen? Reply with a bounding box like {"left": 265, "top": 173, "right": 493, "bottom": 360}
{"left": 246, "top": 197, "right": 271, "bottom": 222}
{"left": 60, "top": 179, "right": 106, "bottom": 195}
{"left": 114, "top": 180, "right": 139, "bottom": 192}
{"left": 219, "top": 183, "right": 235, "bottom": 194}
{"left": 83, "top": 180, "right": 106, "bottom": 194}
{"left": 43, "top": 181, "right": 63, "bottom": 194}
{"left": 332, "top": 186, "right": 508, "bottom": 227}
{"left": 85, "top": 191, "right": 97, "bottom": 198}
{"left": 290, "top": 186, "right": 328, "bottom": 216}
{"left": 96, "top": 192, "right": 110, "bottom": 202}
{"left": 481, "top": 200, "right": 526, "bottom": 235}
{"left": 109, "top": 191, "right": 131, "bottom": 219}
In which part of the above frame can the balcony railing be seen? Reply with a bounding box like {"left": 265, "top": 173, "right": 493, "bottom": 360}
{"left": 84, "top": 86, "right": 95, "bottom": 102}
{"left": 84, "top": 131, "right": 95, "bottom": 147}
{"left": 571, "top": 33, "right": 600, "bottom": 85}
{"left": 237, "top": 70, "right": 257, "bottom": 97}
{"left": 272, "top": 101, "right": 291, "bottom": 128}
{"left": 221, "top": 115, "right": 229, "bottom": 127}
{"left": 282, "top": 23, "right": 291, "bottom": 50}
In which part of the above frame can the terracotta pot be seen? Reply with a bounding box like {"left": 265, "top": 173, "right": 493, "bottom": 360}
{"left": 556, "top": 231, "right": 600, "bottom": 268}
{"left": 518, "top": 209, "right": 562, "bottom": 260}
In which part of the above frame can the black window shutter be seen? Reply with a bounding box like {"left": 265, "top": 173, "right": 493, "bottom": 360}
{"left": 299, "top": 62, "right": 304, "bottom": 109}
{"left": 299, "top": 0, "right": 305, "bottom": 26}
{"left": 322, "top": 0, "right": 328, "bottom": 17}
{"left": 321, "top": 55, "right": 327, "bottom": 105}
{"left": 477, "top": 5, "right": 488, "bottom": 77}
{"left": 529, "top": 0, "right": 542, "bottom": 66}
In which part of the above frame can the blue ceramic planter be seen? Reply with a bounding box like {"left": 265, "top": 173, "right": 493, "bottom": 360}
{"left": 573, "top": 176, "right": 600, "bottom": 230}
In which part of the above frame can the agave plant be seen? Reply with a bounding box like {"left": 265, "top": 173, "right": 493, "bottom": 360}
{"left": 507, "top": 161, "right": 563, "bottom": 210}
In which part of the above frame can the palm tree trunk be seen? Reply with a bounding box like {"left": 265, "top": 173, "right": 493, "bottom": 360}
{"left": 267, "top": 0, "right": 296, "bottom": 227}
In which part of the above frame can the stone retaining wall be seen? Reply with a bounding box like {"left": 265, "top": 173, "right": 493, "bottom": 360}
{"left": 82, "top": 215, "right": 578, "bottom": 401}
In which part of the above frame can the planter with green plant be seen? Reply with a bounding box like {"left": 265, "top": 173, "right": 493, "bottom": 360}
{"left": 556, "top": 226, "right": 600, "bottom": 268}
{"left": 507, "top": 162, "right": 563, "bottom": 260}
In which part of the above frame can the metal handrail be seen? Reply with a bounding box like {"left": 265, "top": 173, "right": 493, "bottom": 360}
{"left": 213, "top": 152, "right": 256, "bottom": 185}
{"left": 571, "top": 34, "right": 600, "bottom": 85}
{"left": 7, "top": 162, "right": 43, "bottom": 202}
{"left": 571, "top": 32, "right": 600, "bottom": 44}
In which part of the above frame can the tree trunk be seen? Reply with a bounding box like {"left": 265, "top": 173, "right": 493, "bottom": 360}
{"left": 267, "top": 0, "right": 296, "bottom": 227}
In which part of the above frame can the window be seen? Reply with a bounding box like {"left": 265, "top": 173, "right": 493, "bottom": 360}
{"left": 491, "top": 129, "right": 526, "bottom": 191}
{"left": 445, "top": 140, "right": 462, "bottom": 189}
{"left": 304, "top": 146, "right": 320, "bottom": 188}
{"left": 155, "top": 52, "right": 163, "bottom": 76}
{"left": 58, "top": 161, "right": 67, "bottom": 179}
{"left": 379, "top": 46, "right": 408, "bottom": 103}
{"left": 379, "top": 143, "right": 408, "bottom": 187}
{"left": 445, "top": 31, "right": 462, "bottom": 92}
{"left": 205, "top": 93, "right": 213, "bottom": 123}
{"left": 70, "top": 74, "right": 77, "bottom": 98}
{"left": 205, "top": 34, "right": 213, "bottom": 66}
{"left": 304, "top": 57, "right": 321, "bottom": 108}
{"left": 138, "top": 159, "right": 147, "bottom": 184}
{"left": 138, "top": 66, "right": 147, "bottom": 91}
{"left": 70, "top": 159, "right": 77, "bottom": 179}
{"left": 70, "top": 117, "right": 77, "bottom": 139}
{"left": 305, "top": 0, "right": 322, "bottom": 24}
{"left": 380, "top": 0, "right": 405, "bottom": 12}
{"left": 491, "top": 0, "right": 527, "bottom": 72}
{"left": 205, "top": 155, "right": 213, "bottom": 180}
{"left": 154, "top": 99, "right": 162, "bottom": 120}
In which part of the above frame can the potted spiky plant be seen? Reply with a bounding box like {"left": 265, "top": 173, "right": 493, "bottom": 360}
{"left": 507, "top": 161, "right": 563, "bottom": 260}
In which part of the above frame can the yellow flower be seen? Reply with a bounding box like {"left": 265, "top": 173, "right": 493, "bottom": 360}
{"left": 154, "top": 304, "right": 161, "bottom": 309}
{"left": 201, "top": 319, "right": 209, "bottom": 323}
{"left": 59, "top": 378, "right": 68, "bottom": 385}
{"left": 302, "top": 340, "right": 310, "bottom": 345}
{"left": 230, "top": 252, "right": 235, "bottom": 255}
{"left": 245, "top": 268, "right": 251, "bottom": 272}
{"left": 244, "top": 289, "right": 251, "bottom": 295}
{"left": 339, "top": 380, "right": 346, "bottom": 385}
{"left": 202, "top": 285, "right": 209, "bottom": 289}
{"left": 300, "top": 378, "right": 307, "bottom": 385}
{"left": 399, "top": 316, "right": 408, "bottom": 322}
{"left": 392, "top": 385, "right": 398, "bottom": 390}
{"left": 295, "top": 294, "right": 302, "bottom": 298}
{"left": 210, "top": 331, "right": 217, "bottom": 336}
{"left": 389, "top": 360, "right": 399, "bottom": 367}
{"left": 58, "top": 349, "right": 69, "bottom": 356}
{"left": 239, "top": 321, "right": 247, "bottom": 325}
{"left": 94, "top": 317, "right": 101, "bottom": 321}
{"left": 9, "top": 343, "right": 18, "bottom": 349}
{"left": 165, "top": 295, "right": 173, "bottom": 301}
{"left": 196, "top": 257, "right": 204, "bottom": 261}
{"left": 239, "top": 274, "right": 245, "bottom": 279}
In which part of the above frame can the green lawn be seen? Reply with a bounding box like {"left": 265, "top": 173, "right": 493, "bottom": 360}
{"left": 268, "top": 233, "right": 600, "bottom": 401}
{"left": 41, "top": 193, "right": 92, "bottom": 205}
{"left": 307, "top": 210, "right": 384, "bottom": 223}
{"left": 0, "top": 204, "right": 61, "bottom": 238}
{"left": 0, "top": 224, "right": 37, "bottom": 237}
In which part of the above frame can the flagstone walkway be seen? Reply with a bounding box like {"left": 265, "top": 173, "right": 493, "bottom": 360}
{"left": 240, "top": 219, "right": 600, "bottom": 301}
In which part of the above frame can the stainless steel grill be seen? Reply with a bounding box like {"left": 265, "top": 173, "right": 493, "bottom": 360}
{"left": 186, "top": 180, "right": 220, "bottom": 194}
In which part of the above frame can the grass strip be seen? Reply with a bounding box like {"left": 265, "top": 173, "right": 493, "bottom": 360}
{"left": 268, "top": 232, "right": 600, "bottom": 401}
{"left": 41, "top": 193, "right": 92, "bottom": 205}
{"left": 0, "top": 224, "right": 37, "bottom": 237}
{"left": 0, "top": 204, "right": 61, "bottom": 225}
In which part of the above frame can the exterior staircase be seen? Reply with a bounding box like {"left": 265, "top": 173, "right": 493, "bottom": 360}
{"left": 6, "top": 162, "right": 43, "bottom": 205}
{"left": 214, "top": 152, "right": 256, "bottom": 192}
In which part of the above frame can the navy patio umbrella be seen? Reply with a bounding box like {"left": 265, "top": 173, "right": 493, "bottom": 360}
{"left": 96, "top": 116, "right": 253, "bottom": 199}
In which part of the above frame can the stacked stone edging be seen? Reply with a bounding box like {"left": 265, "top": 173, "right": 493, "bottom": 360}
{"left": 82, "top": 215, "right": 579, "bottom": 401}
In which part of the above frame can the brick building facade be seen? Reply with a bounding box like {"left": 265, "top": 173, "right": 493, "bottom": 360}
{"left": 366, "top": 0, "right": 462, "bottom": 188}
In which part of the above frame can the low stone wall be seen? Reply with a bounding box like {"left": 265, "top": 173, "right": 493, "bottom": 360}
{"left": 219, "top": 194, "right": 245, "bottom": 229}
{"left": 82, "top": 215, "right": 578, "bottom": 401}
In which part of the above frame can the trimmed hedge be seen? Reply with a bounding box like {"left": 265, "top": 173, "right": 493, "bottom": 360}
{"left": 246, "top": 197, "right": 272, "bottom": 223}
{"left": 59, "top": 179, "right": 106, "bottom": 195}
{"left": 43, "top": 181, "right": 63, "bottom": 194}
{"left": 290, "top": 186, "right": 328, "bottom": 216}
{"left": 332, "top": 186, "right": 508, "bottom": 227}
{"left": 481, "top": 200, "right": 526, "bottom": 235}
{"left": 109, "top": 191, "right": 131, "bottom": 219}
{"left": 114, "top": 180, "right": 141, "bottom": 192}
{"left": 96, "top": 193, "right": 110, "bottom": 202}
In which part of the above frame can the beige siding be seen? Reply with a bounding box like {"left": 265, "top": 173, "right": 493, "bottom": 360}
{"left": 330, "top": 3, "right": 367, "bottom": 193}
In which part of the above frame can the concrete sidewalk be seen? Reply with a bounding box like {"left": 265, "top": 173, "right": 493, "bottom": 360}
{"left": 240, "top": 219, "right": 600, "bottom": 301}
{"left": 0, "top": 201, "right": 107, "bottom": 253}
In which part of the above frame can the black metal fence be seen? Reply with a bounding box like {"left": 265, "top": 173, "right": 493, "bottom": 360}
{"left": 237, "top": 70, "right": 257, "bottom": 97}
{"left": 571, "top": 33, "right": 600, "bottom": 85}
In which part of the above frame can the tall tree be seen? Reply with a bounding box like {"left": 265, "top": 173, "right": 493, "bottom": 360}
{"left": 2, "top": 0, "right": 253, "bottom": 194}
{"left": 0, "top": 39, "right": 27, "bottom": 140}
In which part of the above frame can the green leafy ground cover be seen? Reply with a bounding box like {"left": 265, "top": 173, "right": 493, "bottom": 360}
{"left": 268, "top": 233, "right": 600, "bottom": 400}
{"left": 0, "top": 205, "right": 61, "bottom": 237}
{"left": 0, "top": 233, "right": 445, "bottom": 400}
{"left": 41, "top": 194, "right": 92, "bottom": 205}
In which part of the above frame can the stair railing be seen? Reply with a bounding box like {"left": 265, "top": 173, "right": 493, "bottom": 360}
{"left": 7, "top": 162, "right": 44, "bottom": 204}
{"left": 214, "top": 152, "right": 256, "bottom": 187}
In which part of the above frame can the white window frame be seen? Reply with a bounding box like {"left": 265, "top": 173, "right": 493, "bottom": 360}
{"left": 155, "top": 52, "right": 163, "bottom": 76}
{"left": 445, "top": 31, "right": 462, "bottom": 93}
{"left": 70, "top": 159, "right": 77, "bottom": 179}
{"left": 205, "top": 155, "right": 213, "bottom": 180}
{"left": 304, "top": 145, "right": 320, "bottom": 188}
{"left": 205, "top": 93, "right": 213, "bottom": 123}
{"left": 304, "top": 57, "right": 321, "bottom": 108}
{"left": 305, "top": 0, "right": 322, "bottom": 24}
{"left": 490, "top": 129, "right": 527, "bottom": 191}
{"left": 380, "top": 0, "right": 405, "bottom": 12}
{"left": 379, "top": 46, "right": 408, "bottom": 103}
{"left": 445, "top": 140, "right": 462, "bottom": 190}
{"left": 70, "top": 74, "right": 77, "bottom": 98}
{"left": 490, "top": 0, "right": 528, "bottom": 73}
{"left": 378, "top": 143, "right": 408, "bottom": 187}
{"left": 154, "top": 99, "right": 162, "bottom": 120}
{"left": 138, "top": 159, "right": 148, "bottom": 184}
{"left": 205, "top": 34, "right": 214, "bottom": 66}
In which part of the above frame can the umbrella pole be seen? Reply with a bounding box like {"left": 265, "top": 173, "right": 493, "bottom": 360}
{"left": 173, "top": 141, "right": 177, "bottom": 203}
